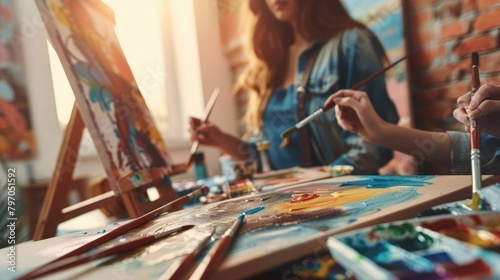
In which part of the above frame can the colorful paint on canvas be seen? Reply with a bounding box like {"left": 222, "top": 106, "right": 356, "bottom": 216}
{"left": 0, "top": 174, "right": 461, "bottom": 280}
{"left": 0, "top": 0, "right": 36, "bottom": 159}
{"left": 36, "top": 0, "right": 173, "bottom": 192}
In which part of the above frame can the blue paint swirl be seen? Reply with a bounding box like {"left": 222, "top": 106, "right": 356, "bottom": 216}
{"left": 242, "top": 206, "right": 265, "bottom": 215}
{"left": 340, "top": 176, "right": 435, "bottom": 188}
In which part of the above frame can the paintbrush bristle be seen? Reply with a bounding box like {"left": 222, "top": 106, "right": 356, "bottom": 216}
{"left": 472, "top": 52, "right": 479, "bottom": 66}
{"left": 281, "top": 126, "right": 297, "bottom": 139}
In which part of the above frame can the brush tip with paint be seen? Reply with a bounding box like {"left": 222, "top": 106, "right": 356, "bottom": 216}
{"left": 281, "top": 126, "right": 297, "bottom": 139}
{"left": 237, "top": 213, "right": 245, "bottom": 222}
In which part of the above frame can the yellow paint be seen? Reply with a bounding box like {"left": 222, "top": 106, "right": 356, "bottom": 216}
{"left": 442, "top": 229, "right": 500, "bottom": 248}
{"left": 275, "top": 187, "right": 400, "bottom": 212}
{"left": 463, "top": 192, "right": 481, "bottom": 211}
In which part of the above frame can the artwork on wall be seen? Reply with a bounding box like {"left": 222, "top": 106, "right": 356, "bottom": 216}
{"left": 341, "top": 0, "right": 411, "bottom": 126}
{"left": 0, "top": 0, "right": 36, "bottom": 159}
{"left": 36, "top": 0, "right": 175, "bottom": 193}
{"left": 0, "top": 175, "right": 477, "bottom": 279}
{"left": 340, "top": 0, "right": 416, "bottom": 175}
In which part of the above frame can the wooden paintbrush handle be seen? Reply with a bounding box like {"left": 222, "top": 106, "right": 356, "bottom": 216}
{"left": 470, "top": 63, "right": 481, "bottom": 150}
{"left": 322, "top": 54, "right": 409, "bottom": 112}
{"left": 194, "top": 237, "right": 232, "bottom": 280}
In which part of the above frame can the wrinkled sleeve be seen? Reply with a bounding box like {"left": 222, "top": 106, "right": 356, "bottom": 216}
{"left": 448, "top": 130, "right": 500, "bottom": 175}
{"left": 332, "top": 28, "right": 399, "bottom": 174}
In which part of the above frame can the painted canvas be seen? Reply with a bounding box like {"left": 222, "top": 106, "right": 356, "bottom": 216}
{"left": 0, "top": 0, "right": 36, "bottom": 159}
{"left": 36, "top": 0, "right": 175, "bottom": 193}
{"left": 328, "top": 212, "right": 500, "bottom": 279}
{"left": 0, "top": 175, "right": 478, "bottom": 279}
{"left": 340, "top": 0, "right": 416, "bottom": 175}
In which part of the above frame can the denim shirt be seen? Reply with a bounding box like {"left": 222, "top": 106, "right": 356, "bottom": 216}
{"left": 252, "top": 28, "right": 399, "bottom": 175}
{"left": 448, "top": 131, "right": 500, "bottom": 174}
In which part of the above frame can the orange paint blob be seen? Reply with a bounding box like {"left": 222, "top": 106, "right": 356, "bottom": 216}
{"left": 291, "top": 193, "right": 319, "bottom": 203}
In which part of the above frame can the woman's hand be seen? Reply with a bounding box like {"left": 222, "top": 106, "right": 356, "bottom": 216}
{"left": 324, "top": 89, "right": 386, "bottom": 143}
{"left": 454, "top": 84, "right": 500, "bottom": 138}
{"left": 189, "top": 117, "right": 224, "bottom": 148}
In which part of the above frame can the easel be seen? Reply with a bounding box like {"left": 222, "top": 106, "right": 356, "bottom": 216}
{"left": 33, "top": 104, "right": 183, "bottom": 240}
{"left": 33, "top": 0, "right": 186, "bottom": 240}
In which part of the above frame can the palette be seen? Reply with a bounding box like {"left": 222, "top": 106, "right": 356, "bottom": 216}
{"left": 0, "top": 175, "right": 485, "bottom": 279}
{"left": 328, "top": 212, "right": 500, "bottom": 279}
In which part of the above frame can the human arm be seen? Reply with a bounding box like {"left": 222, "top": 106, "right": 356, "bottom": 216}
{"left": 325, "top": 28, "right": 399, "bottom": 172}
{"left": 326, "top": 89, "right": 453, "bottom": 168}
{"left": 453, "top": 84, "right": 500, "bottom": 138}
{"left": 189, "top": 117, "right": 251, "bottom": 161}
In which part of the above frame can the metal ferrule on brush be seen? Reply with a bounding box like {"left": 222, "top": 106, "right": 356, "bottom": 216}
{"left": 471, "top": 148, "right": 481, "bottom": 193}
{"left": 295, "top": 108, "right": 324, "bottom": 129}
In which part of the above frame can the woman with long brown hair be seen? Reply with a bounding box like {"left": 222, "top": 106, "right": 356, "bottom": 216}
{"left": 190, "top": 0, "right": 399, "bottom": 174}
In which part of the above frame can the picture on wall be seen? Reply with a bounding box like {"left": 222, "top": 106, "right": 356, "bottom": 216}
{"left": 0, "top": 0, "right": 36, "bottom": 159}
{"left": 341, "top": 0, "right": 411, "bottom": 126}
{"left": 341, "top": 0, "right": 416, "bottom": 175}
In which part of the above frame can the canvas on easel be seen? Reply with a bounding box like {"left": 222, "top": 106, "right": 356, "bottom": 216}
{"left": 33, "top": 0, "right": 185, "bottom": 240}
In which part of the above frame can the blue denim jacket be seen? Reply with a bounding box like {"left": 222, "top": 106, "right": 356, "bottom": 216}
{"left": 253, "top": 28, "right": 399, "bottom": 175}
{"left": 448, "top": 131, "right": 500, "bottom": 174}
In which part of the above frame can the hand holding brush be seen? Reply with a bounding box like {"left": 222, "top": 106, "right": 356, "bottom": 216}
{"left": 280, "top": 54, "right": 409, "bottom": 139}
{"left": 469, "top": 52, "right": 482, "bottom": 211}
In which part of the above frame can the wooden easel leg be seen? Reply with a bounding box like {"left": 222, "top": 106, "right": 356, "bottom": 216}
{"left": 33, "top": 104, "right": 84, "bottom": 240}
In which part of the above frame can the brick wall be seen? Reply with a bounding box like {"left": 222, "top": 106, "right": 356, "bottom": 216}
{"left": 219, "top": 0, "right": 500, "bottom": 174}
{"left": 407, "top": 0, "right": 500, "bottom": 173}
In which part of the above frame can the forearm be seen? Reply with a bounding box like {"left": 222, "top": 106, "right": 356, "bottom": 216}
{"left": 372, "top": 123, "right": 452, "bottom": 168}
{"left": 215, "top": 132, "right": 251, "bottom": 161}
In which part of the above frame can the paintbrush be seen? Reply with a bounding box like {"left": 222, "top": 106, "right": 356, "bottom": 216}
{"left": 17, "top": 225, "right": 194, "bottom": 280}
{"left": 19, "top": 186, "right": 208, "bottom": 277}
{"left": 189, "top": 215, "right": 245, "bottom": 280}
{"left": 159, "top": 228, "right": 215, "bottom": 280}
{"left": 187, "top": 88, "right": 221, "bottom": 168}
{"left": 281, "top": 54, "right": 409, "bottom": 139}
{"left": 469, "top": 52, "right": 482, "bottom": 211}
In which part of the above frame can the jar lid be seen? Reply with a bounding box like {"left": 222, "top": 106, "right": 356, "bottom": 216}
{"left": 193, "top": 152, "right": 205, "bottom": 162}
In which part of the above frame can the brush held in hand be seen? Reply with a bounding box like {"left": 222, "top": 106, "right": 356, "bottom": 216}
{"left": 187, "top": 88, "right": 221, "bottom": 167}
{"left": 280, "top": 54, "right": 409, "bottom": 139}
{"left": 469, "top": 51, "right": 482, "bottom": 211}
